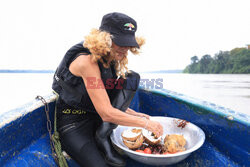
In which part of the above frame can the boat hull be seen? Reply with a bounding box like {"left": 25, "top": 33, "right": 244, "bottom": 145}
{"left": 0, "top": 89, "right": 249, "bottom": 167}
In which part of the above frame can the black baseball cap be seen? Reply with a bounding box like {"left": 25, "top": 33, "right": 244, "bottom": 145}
{"left": 100, "top": 12, "right": 139, "bottom": 48}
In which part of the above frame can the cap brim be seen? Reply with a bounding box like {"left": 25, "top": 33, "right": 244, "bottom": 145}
{"left": 113, "top": 34, "right": 139, "bottom": 48}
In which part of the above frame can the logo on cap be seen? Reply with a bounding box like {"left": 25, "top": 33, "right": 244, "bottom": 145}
{"left": 124, "top": 23, "right": 135, "bottom": 31}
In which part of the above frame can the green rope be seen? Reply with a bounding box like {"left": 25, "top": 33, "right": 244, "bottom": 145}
{"left": 52, "top": 93, "right": 69, "bottom": 167}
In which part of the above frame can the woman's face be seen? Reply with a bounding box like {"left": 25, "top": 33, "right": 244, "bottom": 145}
{"left": 111, "top": 42, "right": 130, "bottom": 61}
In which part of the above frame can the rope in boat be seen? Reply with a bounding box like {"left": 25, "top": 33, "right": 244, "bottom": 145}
{"left": 36, "top": 94, "right": 68, "bottom": 167}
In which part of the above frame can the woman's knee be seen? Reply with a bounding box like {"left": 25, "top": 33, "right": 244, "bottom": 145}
{"left": 77, "top": 141, "right": 108, "bottom": 167}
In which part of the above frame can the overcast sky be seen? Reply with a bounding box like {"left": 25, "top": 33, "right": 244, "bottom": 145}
{"left": 0, "top": 0, "right": 249, "bottom": 71}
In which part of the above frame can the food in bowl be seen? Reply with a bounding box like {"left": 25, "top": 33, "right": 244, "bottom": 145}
{"left": 111, "top": 117, "right": 205, "bottom": 166}
{"left": 121, "top": 128, "right": 144, "bottom": 149}
{"left": 136, "top": 143, "right": 166, "bottom": 154}
{"left": 142, "top": 129, "right": 162, "bottom": 145}
{"left": 164, "top": 134, "right": 186, "bottom": 153}
{"left": 121, "top": 128, "right": 186, "bottom": 155}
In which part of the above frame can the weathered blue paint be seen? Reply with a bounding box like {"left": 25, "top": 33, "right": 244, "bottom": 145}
{"left": 0, "top": 89, "right": 249, "bottom": 167}
{"left": 0, "top": 94, "right": 57, "bottom": 166}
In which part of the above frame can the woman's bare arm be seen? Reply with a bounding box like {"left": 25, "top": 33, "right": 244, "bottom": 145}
{"left": 69, "top": 55, "right": 163, "bottom": 137}
{"left": 126, "top": 108, "right": 150, "bottom": 119}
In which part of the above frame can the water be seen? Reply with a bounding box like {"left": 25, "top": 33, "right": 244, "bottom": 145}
{"left": 141, "top": 73, "right": 250, "bottom": 115}
{"left": 0, "top": 73, "right": 54, "bottom": 113}
{"left": 0, "top": 73, "right": 249, "bottom": 115}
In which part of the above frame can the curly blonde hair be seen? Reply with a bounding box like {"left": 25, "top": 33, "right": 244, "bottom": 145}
{"left": 83, "top": 29, "right": 145, "bottom": 78}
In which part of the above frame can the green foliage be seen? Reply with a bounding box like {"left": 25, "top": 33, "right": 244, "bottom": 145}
{"left": 184, "top": 47, "right": 250, "bottom": 74}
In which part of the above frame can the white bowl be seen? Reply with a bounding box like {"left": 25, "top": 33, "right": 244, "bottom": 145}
{"left": 110, "top": 116, "right": 205, "bottom": 166}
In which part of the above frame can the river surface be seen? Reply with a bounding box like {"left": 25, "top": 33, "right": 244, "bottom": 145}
{"left": 0, "top": 73, "right": 249, "bottom": 115}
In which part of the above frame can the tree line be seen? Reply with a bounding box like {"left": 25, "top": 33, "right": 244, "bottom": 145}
{"left": 183, "top": 47, "right": 250, "bottom": 73}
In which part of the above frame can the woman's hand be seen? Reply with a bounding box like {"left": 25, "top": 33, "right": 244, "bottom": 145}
{"left": 145, "top": 120, "right": 163, "bottom": 138}
{"left": 126, "top": 108, "right": 162, "bottom": 136}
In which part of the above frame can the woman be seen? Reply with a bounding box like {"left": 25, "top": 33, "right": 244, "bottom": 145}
{"left": 52, "top": 12, "right": 163, "bottom": 167}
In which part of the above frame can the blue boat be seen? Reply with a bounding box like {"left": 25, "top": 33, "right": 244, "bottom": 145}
{"left": 0, "top": 88, "right": 249, "bottom": 167}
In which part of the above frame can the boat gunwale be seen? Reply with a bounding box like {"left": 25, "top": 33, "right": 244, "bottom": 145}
{"left": 0, "top": 93, "right": 57, "bottom": 129}
{"left": 140, "top": 88, "right": 250, "bottom": 126}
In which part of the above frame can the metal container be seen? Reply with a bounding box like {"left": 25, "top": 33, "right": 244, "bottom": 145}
{"left": 110, "top": 116, "right": 205, "bottom": 166}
